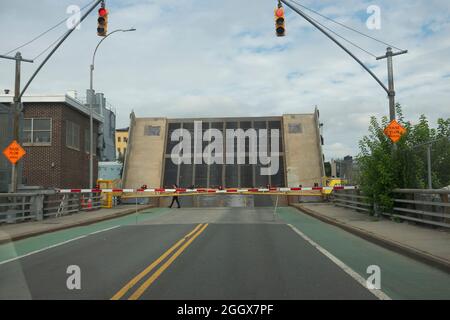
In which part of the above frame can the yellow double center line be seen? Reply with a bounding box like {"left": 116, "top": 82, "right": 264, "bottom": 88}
{"left": 111, "top": 223, "right": 209, "bottom": 300}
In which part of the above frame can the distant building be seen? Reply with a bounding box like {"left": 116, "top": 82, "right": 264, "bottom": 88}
{"left": 331, "top": 155, "right": 357, "bottom": 183}
{"left": 0, "top": 91, "right": 112, "bottom": 189}
{"left": 115, "top": 127, "right": 129, "bottom": 161}
{"left": 86, "top": 92, "right": 116, "bottom": 162}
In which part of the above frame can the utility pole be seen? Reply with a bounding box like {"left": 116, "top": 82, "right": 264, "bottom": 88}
{"left": 0, "top": 52, "right": 34, "bottom": 192}
{"left": 376, "top": 47, "right": 408, "bottom": 122}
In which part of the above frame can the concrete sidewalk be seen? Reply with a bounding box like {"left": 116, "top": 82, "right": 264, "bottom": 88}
{"left": 292, "top": 203, "right": 450, "bottom": 272}
{"left": 0, "top": 204, "right": 153, "bottom": 244}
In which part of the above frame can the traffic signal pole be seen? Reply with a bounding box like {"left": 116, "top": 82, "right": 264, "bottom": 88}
{"left": 280, "top": 0, "right": 407, "bottom": 123}
{"left": 19, "top": 0, "right": 103, "bottom": 101}
{"left": 0, "top": 0, "right": 103, "bottom": 192}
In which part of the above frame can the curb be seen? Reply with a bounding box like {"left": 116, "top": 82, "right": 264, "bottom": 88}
{"left": 292, "top": 204, "right": 450, "bottom": 274}
{"left": 0, "top": 205, "right": 154, "bottom": 245}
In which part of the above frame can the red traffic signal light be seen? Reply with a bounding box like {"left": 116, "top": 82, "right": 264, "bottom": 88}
{"left": 275, "top": 8, "right": 284, "bottom": 18}
{"left": 97, "top": 7, "right": 108, "bottom": 36}
{"left": 275, "top": 7, "right": 286, "bottom": 37}
{"left": 98, "top": 8, "right": 107, "bottom": 17}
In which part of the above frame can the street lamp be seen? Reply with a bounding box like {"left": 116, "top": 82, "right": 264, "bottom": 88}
{"left": 89, "top": 28, "right": 136, "bottom": 189}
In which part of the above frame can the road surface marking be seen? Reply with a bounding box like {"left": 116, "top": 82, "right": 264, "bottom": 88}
{"left": 111, "top": 223, "right": 205, "bottom": 300}
{"left": 0, "top": 225, "right": 121, "bottom": 266}
{"left": 88, "top": 225, "right": 121, "bottom": 235}
{"left": 287, "top": 224, "right": 391, "bottom": 300}
{"left": 128, "top": 223, "right": 209, "bottom": 300}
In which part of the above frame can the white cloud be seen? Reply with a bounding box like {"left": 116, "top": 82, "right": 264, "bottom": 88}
{"left": 0, "top": 0, "right": 449, "bottom": 161}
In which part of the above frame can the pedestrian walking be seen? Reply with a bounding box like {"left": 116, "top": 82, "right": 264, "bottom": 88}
{"left": 169, "top": 184, "right": 181, "bottom": 208}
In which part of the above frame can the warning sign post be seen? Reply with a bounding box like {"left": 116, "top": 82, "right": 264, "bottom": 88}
{"left": 2, "top": 140, "right": 26, "bottom": 193}
{"left": 2, "top": 140, "right": 26, "bottom": 165}
{"left": 384, "top": 120, "right": 407, "bottom": 143}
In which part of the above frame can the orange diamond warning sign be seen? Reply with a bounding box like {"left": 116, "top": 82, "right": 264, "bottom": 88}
{"left": 384, "top": 120, "right": 407, "bottom": 143}
{"left": 2, "top": 140, "right": 26, "bottom": 165}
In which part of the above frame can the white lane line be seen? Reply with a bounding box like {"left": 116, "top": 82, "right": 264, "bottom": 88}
{"left": 88, "top": 225, "right": 120, "bottom": 236}
{"left": 287, "top": 224, "right": 391, "bottom": 300}
{"left": 0, "top": 225, "right": 121, "bottom": 266}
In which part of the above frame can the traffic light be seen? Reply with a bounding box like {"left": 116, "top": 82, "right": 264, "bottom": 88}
{"left": 275, "top": 6, "right": 286, "bottom": 37}
{"left": 97, "top": 7, "right": 108, "bottom": 36}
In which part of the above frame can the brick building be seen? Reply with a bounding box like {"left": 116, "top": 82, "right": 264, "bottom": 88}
{"left": 0, "top": 93, "right": 104, "bottom": 189}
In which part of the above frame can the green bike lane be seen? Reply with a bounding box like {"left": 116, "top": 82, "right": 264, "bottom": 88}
{"left": 0, "top": 208, "right": 170, "bottom": 264}
{"left": 277, "top": 207, "right": 450, "bottom": 300}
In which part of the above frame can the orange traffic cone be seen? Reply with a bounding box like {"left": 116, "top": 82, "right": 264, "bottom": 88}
{"left": 87, "top": 198, "right": 92, "bottom": 211}
{"left": 81, "top": 195, "right": 86, "bottom": 209}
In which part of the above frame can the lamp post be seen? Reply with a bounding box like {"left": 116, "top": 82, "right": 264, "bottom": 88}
{"left": 89, "top": 28, "right": 136, "bottom": 189}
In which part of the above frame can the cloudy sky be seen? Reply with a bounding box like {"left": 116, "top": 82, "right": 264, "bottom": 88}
{"left": 1, "top": 0, "right": 449, "bottom": 160}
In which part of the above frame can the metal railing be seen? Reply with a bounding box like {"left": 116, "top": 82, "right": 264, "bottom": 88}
{"left": 389, "top": 189, "right": 450, "bottom": 228}
{"left": 43, "top": 193, "right": 101, "bottom": 218}
{"left": 0, "top": 193, "right": 36, "bottom": 223}
{"left": 332, "top": 188, "right": 450, "bottom": 229}
{"left": 0, "top": 191, "right": 101, "bottom": 225}
{"left": 332, "top": 189, "right": 372, "bottom": 213}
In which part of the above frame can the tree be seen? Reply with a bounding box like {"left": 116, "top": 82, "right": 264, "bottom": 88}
{"left": 357, "top": 104, "right": 450, "bottom": 211}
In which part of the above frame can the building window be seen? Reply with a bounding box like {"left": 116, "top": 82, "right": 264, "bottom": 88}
{"left": 84, "top": 129, "right": 96, "bottom": 155}
{"left": 144, "top": 125, "right": 160, "bottom": 136}
{"left": 66, "top": 120, "right": 80, "bottom": 150}
{"left": 288, "top": 123, "right": 302, "bottom": 134}
{"left": 118, "top": 137, "right": 121, "bottom": 142}
{"left": 124, "top": 137, "right": 128, "bottom": 143}
{"left": 24, "top": 118, "right": 52, "bottom": 145}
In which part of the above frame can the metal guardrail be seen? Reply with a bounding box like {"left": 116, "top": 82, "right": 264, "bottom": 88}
{"left": 389, "top": 189, "right": 450, "bottom": 228}
{"left": 332, "top": 189, "right": 372, "bottom": 213}
{"left": 0, "top": 191, "right": 101, "bottom": 225}
{"left": 43, "top": 193, "right": 101, "bottom": 218}
{"left": 0, "top": 193, "right": 36, "bottom": 223}
{"left": 332, "top": 188, "right": 450, "bottom": 229}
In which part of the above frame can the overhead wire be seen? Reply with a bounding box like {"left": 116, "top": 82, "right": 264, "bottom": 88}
{"left": 289, "top": 0, "right": 404, "bottom": 52}
{"left": 299, "top": 9, "right": 379, "bottom": 58}
{"left": 32, "top": 34, "right": 67, "bottom": 61}
{"left": 3, "top": 0, "right": 96, "bottom": 56}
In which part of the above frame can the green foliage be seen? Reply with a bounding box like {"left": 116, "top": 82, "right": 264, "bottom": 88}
{"left": 357, "top": 104, "right": 450, "bottom": 210}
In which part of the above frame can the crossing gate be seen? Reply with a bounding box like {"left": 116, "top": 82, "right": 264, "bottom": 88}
{"left": 57, "top": 186, "right": 356, "bottom": 208}
{"left": 57, "top": 186, "right": 356, "bottom": 198}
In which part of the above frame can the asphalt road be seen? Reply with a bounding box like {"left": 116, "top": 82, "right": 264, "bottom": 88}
{"left": 0, "top": 207, "right": 448, "bottom": 300}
